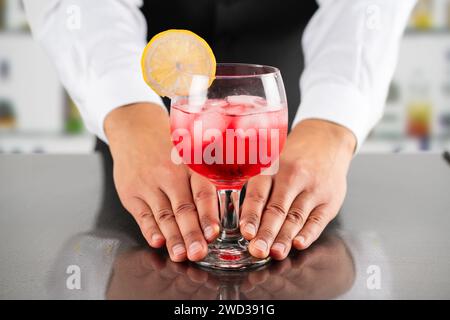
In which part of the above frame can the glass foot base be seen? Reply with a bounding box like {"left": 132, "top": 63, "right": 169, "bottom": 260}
{"left": 196, "top": 237, "right": 271, "bottom": 270}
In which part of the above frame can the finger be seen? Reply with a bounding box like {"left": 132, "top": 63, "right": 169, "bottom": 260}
{"left": 162, "top": 179, "right": 208, "bottom": 261}
{"left": 240, "top": 175, "right": 272, "bottom": 240}
{"left": 270, "top": 193, "right": 317, "bottom": 260}
{"left": 249, "top": 175, "right": 300, "bottom": 258}
{"left": 190, "top": 173, "right": 220, "bottom": 242}
{"left": 145, "top": 190, "right": 187, "bottom": 262}
{"left": 125, "top": 197, "right": 165, "bottom": 248}
{"left": 293, "top": 204, "right": 334, "bottom": 250}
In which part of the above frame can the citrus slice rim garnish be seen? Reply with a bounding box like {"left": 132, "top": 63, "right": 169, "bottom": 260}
{"left": 141, "top": 29, "right": 216, "bottom": 98}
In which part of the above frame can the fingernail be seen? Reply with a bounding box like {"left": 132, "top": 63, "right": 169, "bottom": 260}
{"left": 172, "top": 244, "right": 186, "bottom": 257}
{"left": 152, "top": 233, "right": 164, "bottom": 243}
{"left": 254, "top": 239, "right": 267, "bottom": 253}
{"left": 244, "top": 223, "right": 256, "bottom": 237}
{"left": 272, "top": 242, "right": 286, "bottom": 254}
{"left": 295, "top": 236, "right": 306, "bottom": 246}
{"left": 189, "top": 241, "right": 203, "bottom": 256}
{"left": 204, "top": 226, "right": 215, "bottom": 240}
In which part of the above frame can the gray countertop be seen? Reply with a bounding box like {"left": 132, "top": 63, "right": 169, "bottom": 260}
{"left": 1, "top": 153, "right": 450, "bottom": 299}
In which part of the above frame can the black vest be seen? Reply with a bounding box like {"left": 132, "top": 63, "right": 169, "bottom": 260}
{"left": 141, "top": 0, "right": 318, "bottom": 127}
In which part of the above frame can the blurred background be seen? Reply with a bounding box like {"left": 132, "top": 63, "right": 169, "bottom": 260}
{"left": 0, "top": 0, "right": 449, "bottom": 154}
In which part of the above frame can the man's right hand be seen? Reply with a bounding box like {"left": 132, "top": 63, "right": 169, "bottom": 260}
{"left": 104, "top": 103, "right": 220, "bottom": 262}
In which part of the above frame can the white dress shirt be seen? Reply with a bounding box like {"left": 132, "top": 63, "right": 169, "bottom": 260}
{"left": 23, "top": 0, "right": 416, "bottom": 148}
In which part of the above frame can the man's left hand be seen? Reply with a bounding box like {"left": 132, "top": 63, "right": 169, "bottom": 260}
{"left": 240, "top": 119, "right": 356, "bottom": 260}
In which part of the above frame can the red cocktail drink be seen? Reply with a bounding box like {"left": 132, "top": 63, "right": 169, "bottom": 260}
{"left": 171, "top": 96, "right": 288, "bottom": 189}
{"left": 170, "top": 63, "right": 288, "bottom": 270}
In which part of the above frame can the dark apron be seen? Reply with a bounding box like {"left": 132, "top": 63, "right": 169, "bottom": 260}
{"left": 94, "top": 1, "right": 318, "bottom": 221}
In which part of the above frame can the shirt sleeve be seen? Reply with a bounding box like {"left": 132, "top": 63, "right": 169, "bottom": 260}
{"left": 22, "top": 0, "right": 165, "bottom": 143}
{"left": 292, "top": 0, "right": 417, "bottom": 150}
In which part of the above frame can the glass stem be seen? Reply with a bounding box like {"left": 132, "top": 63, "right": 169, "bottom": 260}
{"left": 217, "top": 189, "right": 242, "bottom": 242}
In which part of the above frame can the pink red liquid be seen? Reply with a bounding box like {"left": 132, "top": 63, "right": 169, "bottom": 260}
{"left": 170, "top": 96, "right": 288, "bottom": 189}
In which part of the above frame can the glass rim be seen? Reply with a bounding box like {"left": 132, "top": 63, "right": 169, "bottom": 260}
{"left": 214, "top": 63, "right": 280, "bottom": 79}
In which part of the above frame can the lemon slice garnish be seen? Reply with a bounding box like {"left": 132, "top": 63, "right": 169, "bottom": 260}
{"left": 141, "top": 29, "right": 216, "bottom": 97}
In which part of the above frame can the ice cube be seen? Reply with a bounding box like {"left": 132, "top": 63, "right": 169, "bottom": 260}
{"left": 232, "top": 112, "right": 271, "bottom": 131}
{"left": 254, "top": 97, "right": 268, "bottom": 107}
{"left": 202, "top": 99, "right": 229, "bottom": 111}
{"left": 225, "top": 104, "right": 248, "bottom": 115}
{"left": 170, "top": 105, "right": 194, "bottom": 131}
{"left": 194, "top": 110, "right": 230, "bottom": 133}
{"left": 225, "top": 95, "right": 266, "bottom": 114}
{"left": 227, "top": 95, "right": 259, "bottom": 106}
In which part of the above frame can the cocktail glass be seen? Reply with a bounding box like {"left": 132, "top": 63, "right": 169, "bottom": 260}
{"left": 170, "top": 63, "right": 288, "bottom": 270}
